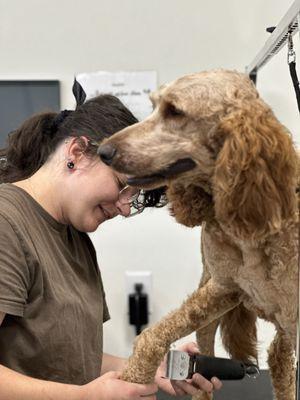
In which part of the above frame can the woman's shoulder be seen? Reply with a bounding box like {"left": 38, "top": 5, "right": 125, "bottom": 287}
{"left": 0, "top": 183, "right": 40, "bottom": 234}
{"left": 0, "top": 183, "right": 29, "bottom": 216}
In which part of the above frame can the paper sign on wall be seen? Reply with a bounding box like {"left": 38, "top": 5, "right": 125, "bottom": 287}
{"left": 75, "top": 71, "right": 157, "bottom": 121}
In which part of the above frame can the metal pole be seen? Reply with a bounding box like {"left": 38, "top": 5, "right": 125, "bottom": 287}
{"left": 296, "top": 19, "right": 300, "bottom": 400}
{"left": 246, "top": 0, "right": 300, "bottom": 77}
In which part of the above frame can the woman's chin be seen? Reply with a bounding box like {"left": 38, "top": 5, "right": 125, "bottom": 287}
{"left": 76, "top": 214, "right": 106, "bottom": 233}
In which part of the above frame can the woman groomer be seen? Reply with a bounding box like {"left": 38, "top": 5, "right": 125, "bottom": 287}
{"left": 0, "top": 86, "right": 221, "bottom": 399}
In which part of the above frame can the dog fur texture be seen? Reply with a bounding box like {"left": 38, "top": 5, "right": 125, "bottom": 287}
{"left": 99, "top": 70, "right": 299, "bottom": 400}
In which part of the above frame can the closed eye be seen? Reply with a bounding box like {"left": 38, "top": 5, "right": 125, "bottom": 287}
{"left": 163, "top": 102, "right": 185, "bottom": 119}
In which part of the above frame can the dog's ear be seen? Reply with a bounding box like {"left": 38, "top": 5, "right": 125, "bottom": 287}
{"left": 212, "top": 105, "right": 298, "bottom": 241}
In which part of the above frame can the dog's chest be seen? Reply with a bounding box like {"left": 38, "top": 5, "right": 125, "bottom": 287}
{"left": 202, "top": 234, "right": 279, "bottom": 316}
{"left": 235, "top": 247, "right": 297, "bottom": 339}
{"left": 234, "top": 250, "right": 281, "bottom": 318}
{"left": 202, "top": 225, "right": 241, "bottom": 286}
{"left": 202, "top": 225, "right": 297, "bottom": 336}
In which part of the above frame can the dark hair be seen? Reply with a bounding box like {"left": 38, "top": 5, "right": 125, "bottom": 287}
{"left": 0, "top": 94, "right": 167, "bottom": 208}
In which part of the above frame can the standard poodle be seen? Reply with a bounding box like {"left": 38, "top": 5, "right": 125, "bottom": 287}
{"left": 98, "top": 69, "right": 299, "bottom": 400}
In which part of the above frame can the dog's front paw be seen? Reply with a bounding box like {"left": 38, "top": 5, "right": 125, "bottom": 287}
{"left": 192, "top": 391, "right": 214, "bottom": 400}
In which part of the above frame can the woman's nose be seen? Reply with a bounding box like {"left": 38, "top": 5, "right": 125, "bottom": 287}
{"left": 116, "top": 201, "right": 131, "bottom": 217}
{"left": 98, "top": 144, "right": 117, "bottom": 166}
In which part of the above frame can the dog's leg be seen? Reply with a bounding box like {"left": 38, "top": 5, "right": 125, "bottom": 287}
{"left": 121, "top": 279, "right": 240, "bottom": 383}
{"left": 191, "top": 320, "right": 220, "bottom": 400}
{"left": 268, "top": 331, "right": 295, "bottom": 400}
{"left": 196, "top": 319, "right": 220, "bottom": 357}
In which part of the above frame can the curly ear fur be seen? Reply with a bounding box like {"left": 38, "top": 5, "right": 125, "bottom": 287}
{"left": 167, "top": 183, "right": 214, "bottom": 227}
{"left": 212, "top": 104, "right": 298, "bottom": 241}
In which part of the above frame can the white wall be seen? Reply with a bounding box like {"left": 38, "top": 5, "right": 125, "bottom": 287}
{"left": 1, "top": 0, "right": 299, "bottom": 369}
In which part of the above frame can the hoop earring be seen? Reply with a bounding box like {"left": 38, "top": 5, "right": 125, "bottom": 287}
{"left": 67, "top": 160, "right": 75, "bottom": 170}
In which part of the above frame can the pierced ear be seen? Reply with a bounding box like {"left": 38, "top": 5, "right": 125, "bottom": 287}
{"left": 66, "top": 136, "right": 89, "bottom": 162}
{"left": 76, "top": 136, "right": 90, "bottom": 152}
{"left": 212, "top": 105, "right": 298, "bottom": 241}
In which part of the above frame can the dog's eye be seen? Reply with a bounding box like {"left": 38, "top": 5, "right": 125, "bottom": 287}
{"left": 164, "top": 103, "right": 185, "bottom": 118}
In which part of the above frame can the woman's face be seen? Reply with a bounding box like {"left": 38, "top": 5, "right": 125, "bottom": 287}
{"left": 62, "top": 154, "right": 132, "bottom": 232}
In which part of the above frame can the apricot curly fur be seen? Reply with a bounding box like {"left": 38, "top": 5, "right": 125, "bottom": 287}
{"left": 103, "top": 70, "right": 299, "bottom": 400}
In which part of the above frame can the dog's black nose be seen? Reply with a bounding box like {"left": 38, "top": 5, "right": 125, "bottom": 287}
{"left": 98, "top": 144, "right": 117, "bottom": 165}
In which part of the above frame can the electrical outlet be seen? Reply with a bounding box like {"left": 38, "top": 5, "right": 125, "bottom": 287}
{"left": 125, "top": 270, "right": 152, "bottom": 312}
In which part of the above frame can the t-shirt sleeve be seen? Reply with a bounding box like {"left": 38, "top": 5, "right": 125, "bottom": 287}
{"left": 102, "top": 287, "right": 110, "bottom": 323}
{"left": 0, "top": 214, "right": 30, "bottom": 317}
{"left": 97, "top": 267, "right": 110, "bottom": 323}
{"left": 82, "top": 232, "right": 110, "bottom": 323}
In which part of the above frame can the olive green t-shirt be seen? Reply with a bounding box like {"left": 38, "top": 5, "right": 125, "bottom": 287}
{"left": 0, "top": 183, "right": 110, "bottom": 385}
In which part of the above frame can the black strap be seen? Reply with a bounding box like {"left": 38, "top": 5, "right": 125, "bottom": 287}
{"left": 289, "top": 61, "right": 300, "bottom": 114}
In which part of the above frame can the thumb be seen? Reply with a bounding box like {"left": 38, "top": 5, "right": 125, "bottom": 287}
{"left": 103, "top": 371, "right": 122, "bottom": 380}
{"left": 185, "top": 342, "right": 200, "bottom": 354}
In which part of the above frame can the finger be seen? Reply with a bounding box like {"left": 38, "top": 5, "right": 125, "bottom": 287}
{"left": 135, "top": 383, "right": 158, "bottom": 396}
{"left": 187, "top": 342, "right": 200, "bottom": 354}
{"left": 211, "top": 376, "right": 222, "bottom": 390}
{"left": 191, "top": 373, "right": 214, "bottom": 392}
{"left": 171, "top": 381, "right": 187, "bottom": 396}
{"left": 104, "top": 370, "right": 121, "bottom": 379}
{"left": 179, "top": 341, "right": 200, "bottom": 355}
{"left": 172, "top": 380, "right": 199, "bottom": 396}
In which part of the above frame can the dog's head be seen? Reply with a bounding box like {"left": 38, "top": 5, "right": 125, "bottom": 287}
{"left": 98, "top": 70, "right": 298, "bottom": 240}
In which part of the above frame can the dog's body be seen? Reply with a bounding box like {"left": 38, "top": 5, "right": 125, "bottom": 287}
{"left": 98, "top": 70, "right": 299, "bottom": 400}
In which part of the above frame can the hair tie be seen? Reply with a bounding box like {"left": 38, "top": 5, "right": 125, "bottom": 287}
{"left": 50, "top": 78, "right": 86, "bottom": 136}
{"left": 50, "top": 109, "right": 73, "bottom": 135}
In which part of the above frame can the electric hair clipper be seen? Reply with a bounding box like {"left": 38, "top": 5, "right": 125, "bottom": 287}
{"left": 165, "top": 350, "right": 259, "bottom": 381}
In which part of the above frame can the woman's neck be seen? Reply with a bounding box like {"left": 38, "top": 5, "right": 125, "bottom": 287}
{"left": 13, "top": 168, "right": 66, "bottom": 224}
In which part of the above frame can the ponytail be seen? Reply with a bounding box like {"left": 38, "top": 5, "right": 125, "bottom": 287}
{"left": 0, "top": 112, "right": 58, "bottom": 183}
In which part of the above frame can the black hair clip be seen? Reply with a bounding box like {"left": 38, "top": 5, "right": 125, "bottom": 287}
{"left": 72, "top": 78, "right": 87, "bottom": 108}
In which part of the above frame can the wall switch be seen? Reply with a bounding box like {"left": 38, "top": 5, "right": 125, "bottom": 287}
{"left": 125, "top": 270, "right": 152, "bottom": 313}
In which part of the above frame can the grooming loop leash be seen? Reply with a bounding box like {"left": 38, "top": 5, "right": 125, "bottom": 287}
{"left": 288, "top": 31, "right": 300, "bottom": 114}
{"left": 297, "top": 193, "right": 300, "bottom": 400}
{"left": 288, "top": 27, "right": 300, "bottom": 400}
{"left": 296, "top": 189, "right": 300, "bottom": 393}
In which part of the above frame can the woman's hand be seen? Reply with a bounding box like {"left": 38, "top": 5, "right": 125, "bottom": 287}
{"left": 80, "top": 371, "right": 158, "bottom": 400}
{"left": 155, "top": 342, "right": 222, "bottom": 397}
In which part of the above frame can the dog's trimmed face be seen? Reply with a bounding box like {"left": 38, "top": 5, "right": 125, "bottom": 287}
{"left": 98, "top": 70, "right": 259, "bottom": 191}
{"left": 98, "top": 69, "right": 298, "bottom": 238}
